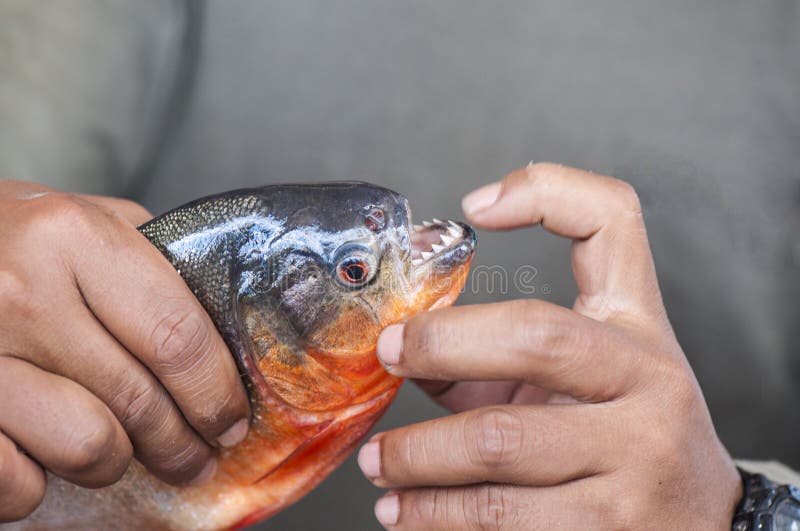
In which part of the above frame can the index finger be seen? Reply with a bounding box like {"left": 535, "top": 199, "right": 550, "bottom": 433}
{"left": 463, "top": 163, "right": 663, "bottom": 320}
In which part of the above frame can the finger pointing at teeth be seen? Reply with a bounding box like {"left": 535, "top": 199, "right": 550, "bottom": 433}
{"left": 462, "top": 163, "right": 663, "bottom": 321}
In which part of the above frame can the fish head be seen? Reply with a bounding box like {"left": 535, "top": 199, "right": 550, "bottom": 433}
{"left": 219, "top": 182, "right": 477, "bottom": 523}
{"left": 251, "top": 182, "right": 476, "bottom": 357}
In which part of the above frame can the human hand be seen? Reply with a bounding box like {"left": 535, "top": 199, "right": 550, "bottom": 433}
{"left": 358, "top": 164, "right": 742, "bottom": 529}
{"left": 0, "top": 181, "right": 250, "bottom": 522}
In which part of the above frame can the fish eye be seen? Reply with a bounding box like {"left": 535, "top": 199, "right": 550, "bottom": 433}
{"left": 333, "top": 244, "right": 378, "bottom": 288}
{"left": 337, "top": 257, "right": 372, "bottom": 286}
{"left": 364, "top": 207, "right": 386, "bottom": 232}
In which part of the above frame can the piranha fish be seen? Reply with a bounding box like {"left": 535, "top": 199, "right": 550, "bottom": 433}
{"left": 9, "top": 182, "right": 475, "bottom": 530}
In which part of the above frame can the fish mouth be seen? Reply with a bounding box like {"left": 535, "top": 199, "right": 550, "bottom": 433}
{"left": 409, "top": 217, "right": 477, "bottom": 273}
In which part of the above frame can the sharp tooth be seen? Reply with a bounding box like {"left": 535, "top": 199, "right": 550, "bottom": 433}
{"left": 412, "top": 258, "right": 424, "bottom": 266}
{"left": 432, "top": 217, "right": 444, "bottom": 224}
{"left": 422, "top": 220, "right": 434, "bottom": 227}
{"left": 440, "top": 234, "right": 455, "bottom": 246}
{"left": 431, "top": 244, "right": 445, "bottom": 253}
{"left": 447, "top": 226, "right": 462, "bottom": 237}
{"left": 448, "top": 220, "right": 460, "bottom": 229}
{"left": 413, "top": 224, "right": 424, "bottom": 231}
{"left": 421, "top": 251, "right": 434, "bottom": 260}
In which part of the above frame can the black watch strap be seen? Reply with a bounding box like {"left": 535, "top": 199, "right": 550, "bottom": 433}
{"left": 734, "top": 467, "right": 800, "bottom": 530}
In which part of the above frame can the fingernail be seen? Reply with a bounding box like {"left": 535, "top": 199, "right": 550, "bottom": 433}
{"left": 188, "top": 458, "right": 217, "bottom": 486}
{"left": 375, "top": 493, "right": 399, "bottom": 527}
{"left": 462, "top": 181, "right": 502, "bottom": 216}
{"left": 218, "top": 418, "right": 249, "bottom": 448}
{"left": 377, "top": 324, "right": 404, "bottom": 367}
{"left": 357, "top": 440, "right": 382, "bottom": 480}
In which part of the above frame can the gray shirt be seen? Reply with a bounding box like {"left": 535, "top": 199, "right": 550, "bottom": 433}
{"left": 1, "top": 1, "right": 797, "bottom": 528}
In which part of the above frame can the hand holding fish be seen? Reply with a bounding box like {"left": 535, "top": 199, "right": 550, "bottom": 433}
{"left": 0, "top": 181, "right": 250, "bottom": 521}
{"left": 361, "top": 164, "right": 743, "bottom": 529}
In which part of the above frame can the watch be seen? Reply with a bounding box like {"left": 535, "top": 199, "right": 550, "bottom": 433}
{"left": 734, "top": 467, "right": 800, "bottom": 530}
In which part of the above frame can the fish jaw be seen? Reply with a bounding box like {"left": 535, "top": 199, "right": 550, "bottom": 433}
{"left": 406, "top": 219, "right": 477, "bottom": 311}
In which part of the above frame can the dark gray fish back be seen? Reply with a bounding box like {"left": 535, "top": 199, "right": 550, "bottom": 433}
{"left": 138, "top": 192, "right": 267, "bottom": 330}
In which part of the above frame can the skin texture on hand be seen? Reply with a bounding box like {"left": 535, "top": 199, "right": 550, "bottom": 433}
{"left": 0, "top": 181, "right": 250, "bottom": 522}
{"left": 358, "top": 164, "right": 742, "bottom": 530}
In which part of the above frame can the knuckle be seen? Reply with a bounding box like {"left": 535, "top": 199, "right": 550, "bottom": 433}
{"left": 590, "top": 484, "right": 635, "bottom": 530}
{"left": 0, "top": 451, "right": 7, "bottom": 482}
{"left": 117, "top": 199, "right": 152, "bottom": 220}
{"left": 151, "top": 442, "right": 207, "bottom": 483}
{"left": 467, "top": 484, "right": 511, "bottom": 531}
{"left": 609, "top": 178, "right": 643, "bottom": 215}
{"left": 522, "top": 162, "right": 554, "bottom": 182}
{"left": 146, "top": 306, "right": 244, "bottom": 436}
{"left": 663, "top": 359, "right": 700, "bottom": 413}
{"left": 511, "top": 300, "right": 573, "bottom": 365}
{"left": 128, "top": 407, "right": 210, "bottom": 483}
{"left": 508, "top": 298, "right": 540, "bottom": 328}
{"left": 60, "top": 421, "right": 123, "bottom": 478}
{"left": 19, "top": 193, "right": 114, "bottom": 257}
{"left": 408, "top": 315, "right": 445, "bottom": 362}
{"left": 627, "top": 375, "right": 695, "bottom": 472}
{"left": 468, "top": 408, "right": 524, "bottom": 472}
{"left": 404, "top": 490, "right": 428, "bottom": 523}
{"left": 110, "top": 379, "right": 164, "bottom": 432}
{"left": 406, "top": 489, "right": 445, "bottom": 525}
{"left": 147, "top": 306, "right": 212, "bottom": 377}
{"left": 0, "top": 270, "right": 26, "bottom": 304}
{"left": 648, "top": 425, "right": 688, "bottom": 473}
{"left": 0, "top": 270, "right": 37, "bottom": 319}
{"left": 596, "top": 498, "right": 626, "bottom": 529}
{"left": 380, "top": 433, "right": 414, "bottom": 482}
{"left": 639, "top": 357, "right": 701, "bottom": 444}
{"left": 608, "top": 495, "right": 648, "bottom": 530}
{"left": 93, "top": 199, "right": 151, "bottom": 229}
{"left": 29, "top": 193, "right": 96, "bottom": 236}
{"left": 509, "top": 299, "right": 548, "bottom": 347}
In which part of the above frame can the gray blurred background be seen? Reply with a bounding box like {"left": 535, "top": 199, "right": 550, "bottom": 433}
{"left": 1, "top": 1, "right": 798, "bottom": 529}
